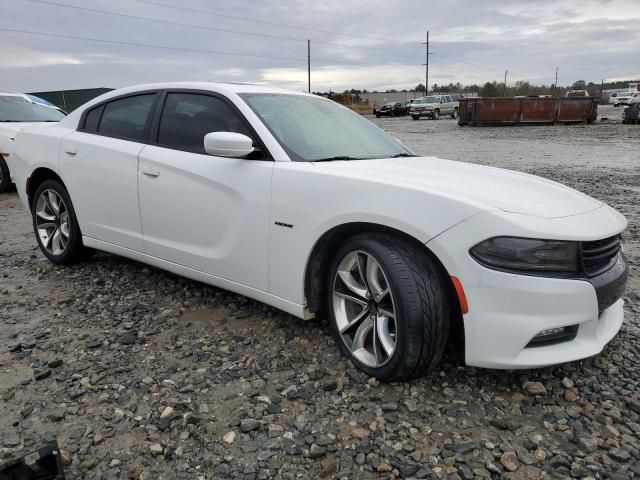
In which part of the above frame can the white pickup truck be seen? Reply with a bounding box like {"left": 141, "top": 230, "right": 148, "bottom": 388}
{"left": 409, "top": 95, "right": 459, "bottom": 120}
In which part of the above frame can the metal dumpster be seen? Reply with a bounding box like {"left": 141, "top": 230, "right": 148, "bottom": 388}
{"left": 458, "top": 97, "right": 598, "bottom": 126}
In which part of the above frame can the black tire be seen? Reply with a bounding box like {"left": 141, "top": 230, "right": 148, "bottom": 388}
{"left": 432, "top": 109, "right": 440, "bottom": 120}
{"left": 451, "top": 107, "right": 458, "bottom": 119}
{"left": 375, "top": 114, "right": 380, "bottom": 118}
{"left": 327, "top": 233, "right": 450, "bottom": 381}
{"left": 31, "top": 180, "right": 91, "bottom": 265}
{"left": 411, "top": 115, "right": 419, "bottom": 120}
{"left": 0, "top": 157, "right": 12, "bottom": 194}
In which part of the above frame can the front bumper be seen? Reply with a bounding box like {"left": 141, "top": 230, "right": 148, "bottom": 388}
{"left": 427, "top": 207, "right": 628, "bottom": 369}
{"left": 410, "top": 109, "right": 435, "bottom": 117}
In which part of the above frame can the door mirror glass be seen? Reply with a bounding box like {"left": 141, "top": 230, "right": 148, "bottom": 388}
{"left": 204, "top": 131, "right": 254, "bottom": 158}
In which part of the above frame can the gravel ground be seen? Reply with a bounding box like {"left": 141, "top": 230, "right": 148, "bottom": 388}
{"left": 1, "top": 109, "right": 639, "bottom": 479}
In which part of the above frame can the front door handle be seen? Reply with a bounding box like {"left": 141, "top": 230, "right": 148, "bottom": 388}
{"left": 64, "top": 147, "right": 77, "bottom": 156}
{"left": 141, "top": 166, "right": 160, "bottom": 178}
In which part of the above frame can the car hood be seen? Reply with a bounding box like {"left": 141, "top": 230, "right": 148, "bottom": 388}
{"left": 312, "top": 157, "right": 602, "bottom": 219}
{"left": 0, "top": 122, "right": 54, "bottom": 140}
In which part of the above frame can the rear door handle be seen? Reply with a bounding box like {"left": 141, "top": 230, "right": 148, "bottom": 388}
{"left": 141, "top": 165, "right": 160, "bottom": 177}
{"left": 64, "top": 147, "right": 77, "bottom": 156}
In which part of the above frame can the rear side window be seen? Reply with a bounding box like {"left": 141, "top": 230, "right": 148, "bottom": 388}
{"left": 83, "top": 105, "right": 104, "bottom": 132}
{"left": 97, "top": 94, "right": 156, "bottom": 141}
{"left": 157, "top": 93, "right": 250, "bottom": 154}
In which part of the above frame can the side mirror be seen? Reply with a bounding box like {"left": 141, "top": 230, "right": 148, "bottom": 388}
{"left": 204, "top": 132, "right": 254, "bottom": 158}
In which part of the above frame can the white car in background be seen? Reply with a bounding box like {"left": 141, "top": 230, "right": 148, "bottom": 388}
{"left": 0, "top": 92, "right": 66, "bottom": 192}
{"left": 10, "top": 82, "right": 628, "bottom": 380}
{"left": 609, "top": 91, "right": 634, "bottom": 106}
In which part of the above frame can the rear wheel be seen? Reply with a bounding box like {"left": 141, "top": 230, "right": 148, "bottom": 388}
{"left": 0, "top": 157, "right": 12, "bottom": 193}
{"left": 32, "top": 180, "right": 91, "bottom": 264}
{"left": 327, "top": 233, "right": 450, "bottom": 381}
{"left": 451, "top": 107, "right": 458, "bottom": 119}
{"left": 432, "top": 109, "right": 440, "bottom": 120}
{"left": 411, "top": 115, "right": 419, "bottom": 120}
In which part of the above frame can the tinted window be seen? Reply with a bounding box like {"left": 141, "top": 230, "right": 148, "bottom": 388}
{"left": 83, "top": 105, "right": 103, "bottom": 132}
{"left": 98, "top": 94, "right": 156, "bottom": 141}
{"left": 158, "top": 93, "right": 250, "bottom": 153}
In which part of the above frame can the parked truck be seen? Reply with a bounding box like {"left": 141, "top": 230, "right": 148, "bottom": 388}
{"left": 409, "top": 95, "right": 459, "bottom": 120}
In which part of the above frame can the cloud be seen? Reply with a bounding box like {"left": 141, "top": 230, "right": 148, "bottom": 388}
{"left": 0, "top": 0, "right": 639, "bottom": 92}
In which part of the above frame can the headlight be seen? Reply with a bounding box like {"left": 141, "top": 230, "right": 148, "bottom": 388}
{"left": 470, "top": 237, "right": 579, "bottom": 275}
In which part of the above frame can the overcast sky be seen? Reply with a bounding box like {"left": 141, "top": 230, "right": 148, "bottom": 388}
{"left": 1, "top": 0, "right": 639, "bottom": 93}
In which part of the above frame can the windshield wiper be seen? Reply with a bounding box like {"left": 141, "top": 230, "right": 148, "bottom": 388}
{"left": 312, "top": 156, "right": 361, "bottom": 162}
{"left": 390, "top": 153, "right": 416, "bottom": 158}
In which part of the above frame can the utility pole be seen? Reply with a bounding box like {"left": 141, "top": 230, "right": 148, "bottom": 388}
{"left": 503, "top": 70, "right": 508, "bottom": 96}
{"left": 421, "top": 31, "right": 430, "bottom": 95}
{"left": 554, "top": 66, "right": 558, "bottom": 96}
{"left": 307, "top": 39, "right": 311, "bottom": 93}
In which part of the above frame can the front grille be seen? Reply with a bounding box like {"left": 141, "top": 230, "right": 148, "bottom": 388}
{"left": 581, "top": 235, "right": 621, "bottom": 277}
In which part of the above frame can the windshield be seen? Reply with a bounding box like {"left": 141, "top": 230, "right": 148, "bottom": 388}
{"left": 240, "top": 94, "right": 412, "bottom": 161}
{"left": 0, "top": 96, "right": 66, "bottom": 122}
{"left": 421, "top": 96, "right": 439, "bottom": 104}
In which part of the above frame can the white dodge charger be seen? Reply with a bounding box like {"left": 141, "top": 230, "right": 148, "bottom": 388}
{"left": 10, "top": 82, "right": 628, "bottom": 381}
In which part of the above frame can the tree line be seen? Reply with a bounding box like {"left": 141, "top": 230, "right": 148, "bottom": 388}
{"left": 326, "top": 79, "right": 638, "bottom": 98}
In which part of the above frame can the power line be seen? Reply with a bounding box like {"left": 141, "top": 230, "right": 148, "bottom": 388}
{"left": 0, "top": 27, "right": 417, "bottom": 68}
{"left": 24, "top": 0, "right": 401, "bottom": 52}
{"left": 0, "top": 28, "right": 306, "bottom": 62}
{"left": 130, "top": 0, "right": 423, "bottom": 46}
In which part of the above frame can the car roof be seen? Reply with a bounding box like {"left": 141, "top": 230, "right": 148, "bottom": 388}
{"left": 59, "top": 81, "right": 316, "bottom": 127}
{"left": 105, "top": 82, "right": 307, "bottom": 97}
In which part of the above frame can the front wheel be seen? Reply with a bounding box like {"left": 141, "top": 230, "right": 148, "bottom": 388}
{"left": 0, "top": 157, "right": 12, "bottom": 193}
{"left": 432, "top": 109, "right": 440, "bottom": 120}
{"left": 327, "top": 234, "right": 450, "bottom": 381}
{"left": 32, "top": 180, "right": 91, "bottom": 264}
{"left": 411, "top": 115, "right": 419, "bottom": 120}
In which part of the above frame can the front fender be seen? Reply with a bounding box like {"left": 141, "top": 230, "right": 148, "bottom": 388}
{"left": 267, "top": 162, "right": 485, "bottom": 307}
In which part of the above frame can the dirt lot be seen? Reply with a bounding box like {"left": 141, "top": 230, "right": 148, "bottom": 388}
{"left": 1, "top": 110, "right": 639, "bottom": 479}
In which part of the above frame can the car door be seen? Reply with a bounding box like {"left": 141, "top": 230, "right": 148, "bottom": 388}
{"left": 137, "top": 91, "right": 273, "bottom": 291}
{"left": 441, "top": 96, "right": 451, "bottom": 115}
{"left": 60, "top": 92, "right": 159, "bottom": 251}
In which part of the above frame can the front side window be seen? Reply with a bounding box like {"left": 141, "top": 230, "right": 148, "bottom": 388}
{"left": 98, "top": 94, "right": 156, "bottom": 141}
{"left": 0, "top": 96, "right": 65, "bottom": 122}
{"left": 241, "top": 94, "right": 412, "bottom": 162}
{"left": 157, "top": 93, "right": 250, "bottom": 154}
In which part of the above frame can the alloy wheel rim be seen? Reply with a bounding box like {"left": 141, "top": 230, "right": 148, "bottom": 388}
{"left": 332, "top": 250, "right": 397, "bottom": 368}
{"left": 35, "top": 189, "right": 70, "bottom": 256}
